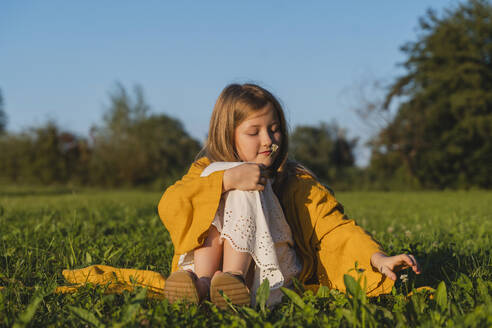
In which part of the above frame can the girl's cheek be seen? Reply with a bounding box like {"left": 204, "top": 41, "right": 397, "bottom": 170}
{"left": 274, "top": 132, "right": 282, "bottom": 144}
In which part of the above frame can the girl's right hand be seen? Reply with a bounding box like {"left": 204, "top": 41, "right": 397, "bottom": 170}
{"left": 371, "top": 252, "right": 421, "bottom": 281}
{"left": 223, "top": 163, "right": 268, "bottom": 192}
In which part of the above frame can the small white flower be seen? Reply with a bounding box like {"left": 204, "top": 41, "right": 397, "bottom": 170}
{"left": 400, "top": 274, "right": 409, "bottom": 283}
{"left": 269, "top": 144, "right": 279, "bottom": 158}
{"left": 387, "top": 226, "right": 394, "bottom": 233}
{"left": 405, "top": 230, "right": 412, "bottom": 238}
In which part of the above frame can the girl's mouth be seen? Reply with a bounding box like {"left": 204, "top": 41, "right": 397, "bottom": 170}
{"left": 259, "top": 144, "right": 278, "bottom": 156}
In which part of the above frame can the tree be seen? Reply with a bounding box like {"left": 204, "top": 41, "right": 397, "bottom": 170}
{"left": 0, "top": 89, "right": 7, "bottom": 134}
{"left": 0, "top": 121, "right": 89, "bottom": 185}
{"left": 370, "top": 0, "right": 492, "bottom": 189}
{"left": 290, "top": 122, "right": 358, "bottom": 185}
{"left": 90, "top": 83, "right": 201, "bottom": 187}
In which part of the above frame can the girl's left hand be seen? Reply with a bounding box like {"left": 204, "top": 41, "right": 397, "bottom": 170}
{"left": 370, "top": 252, "right": 421, "bottom": 281}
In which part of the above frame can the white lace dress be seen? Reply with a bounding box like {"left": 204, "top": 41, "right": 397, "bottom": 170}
{"left": 177, "top": 162, "right": 302, "bottom": 306}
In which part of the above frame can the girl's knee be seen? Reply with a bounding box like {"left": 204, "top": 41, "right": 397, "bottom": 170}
{"left": 203, "top": 225, "right": 222, "bottom": 248}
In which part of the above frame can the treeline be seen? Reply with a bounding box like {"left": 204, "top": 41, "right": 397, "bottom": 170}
{"left": 0, "top": 85, "right": 202, "bottom": 189}
{"left": 1, "top": 0, "right": 491, "bottom": 190}
{"left": 0, "top": 84, "right": 358, "bottom": 190}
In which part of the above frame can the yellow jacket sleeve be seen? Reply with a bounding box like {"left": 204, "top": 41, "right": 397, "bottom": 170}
{"left": 157, "top": 158, "right": 223, "bottom": 271}
{"left": 284, "top": 174, "right": 394, "bottom": 296}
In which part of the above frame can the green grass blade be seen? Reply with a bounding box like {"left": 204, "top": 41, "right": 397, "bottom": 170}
{"left": 316, "top": 286, "right": 330, "bottom": 298}
{"left": 12, "top": 292, "right": 44, "bottom": 328}
{"left": 435, "top": 281, "right": 448, "bottom": 312}
{"left": 343, "top": 274, "right": 360, "bottom": 298}
{"left": 280, "top": 287, "right": 305, "bottom": 309}
{"left": 256, "top": 279, "right": 270, "bottom": 314}
{"left": 68, "top": 306, "right": 106, "bottom": 328}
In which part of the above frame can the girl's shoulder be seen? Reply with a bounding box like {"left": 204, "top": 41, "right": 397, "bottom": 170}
{"left": 185, "top": 157, "right": 212, "bottom": 177}
{"left": 191, "top": 157, "right": 212, "bottom": 170}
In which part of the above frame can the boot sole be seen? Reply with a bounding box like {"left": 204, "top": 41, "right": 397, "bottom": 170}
{"left": 163, "top": 271, "right": 200, "bottom": 304}
{"left": 210, "top": 272, "right": 250, "bottom": 309}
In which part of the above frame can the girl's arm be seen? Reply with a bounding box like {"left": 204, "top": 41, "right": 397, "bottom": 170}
{"left": 158, "top": 159, "right": 269, "bottom": 255}
{"left": 313, "top": 204, "right": 393, "bottom": 296}
{"left": 158, "top": 160, "right": 225, "bottom": 255}
{"left": 288, "top": 175, "right": 394, "bottom": 296}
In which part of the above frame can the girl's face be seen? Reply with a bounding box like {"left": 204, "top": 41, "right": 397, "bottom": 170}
{"left": 234, "top": 103, "right": 282, "bottom": 167}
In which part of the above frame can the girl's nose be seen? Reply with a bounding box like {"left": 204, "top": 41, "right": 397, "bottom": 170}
{"left": 261, "top": 131, "right": 273, "bottom": 147}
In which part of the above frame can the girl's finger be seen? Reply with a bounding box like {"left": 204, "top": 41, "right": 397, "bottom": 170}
{"left": 380, "top": 265, "right": 397, "bottom": 281}
{"left": 256, "top": 184, "right": 265, "bottom": 191}
{"left": 408, "top": 254, "right": 421, "bottom": 274}
{"left": 400, "top": 254, "right": 415, "bottom": 268}
{"left": 407, "top": 254, "right": 416, "bottom": 266}
{"left": 259, "top": 166, "right": 270, "bottom": 179}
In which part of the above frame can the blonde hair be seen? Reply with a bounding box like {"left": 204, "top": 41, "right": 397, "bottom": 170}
{"left": 196, "top": 83, "right": 316, "bottom": 198}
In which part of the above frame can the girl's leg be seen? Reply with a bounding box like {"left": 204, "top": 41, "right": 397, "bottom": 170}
{"left": 223, "top": 239, "right": 252, "bottom": 279}
{"left": 194, "top": 225, "right": 222, "bottom": 298}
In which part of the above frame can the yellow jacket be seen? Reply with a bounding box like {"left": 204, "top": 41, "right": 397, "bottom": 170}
{"left": 158, "top": 158, "right": 394, "bottom": 296}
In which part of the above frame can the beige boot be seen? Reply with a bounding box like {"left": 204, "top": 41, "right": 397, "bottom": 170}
{"left": 210, "top": 272, "right": 250, "bottom": 309}
{"left": 163, "top": 270, "right": 200, "bottom": 304}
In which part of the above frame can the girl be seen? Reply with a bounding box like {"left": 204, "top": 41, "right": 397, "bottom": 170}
{"left": 158, "top": 83, "right": 420, "bottom": 307}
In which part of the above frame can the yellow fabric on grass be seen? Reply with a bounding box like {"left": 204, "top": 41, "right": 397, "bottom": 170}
{"left": 56, "top": 157, "right": 393, "bottom": 297}
{"left": 55, "top": 265, "right": 166, "bottom": 299}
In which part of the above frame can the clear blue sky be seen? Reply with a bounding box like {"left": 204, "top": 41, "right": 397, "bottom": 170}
{"left": 1, "top": 1, "right": 458, "bottom": 165}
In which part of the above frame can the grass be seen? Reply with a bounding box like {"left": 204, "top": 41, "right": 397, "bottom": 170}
{"left": 0, "top": 188, "right": 491, "bottom": 327}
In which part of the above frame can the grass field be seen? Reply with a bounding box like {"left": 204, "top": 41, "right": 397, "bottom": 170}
{"left": 0, "top": 188, "right": 491, "bottom": 327}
